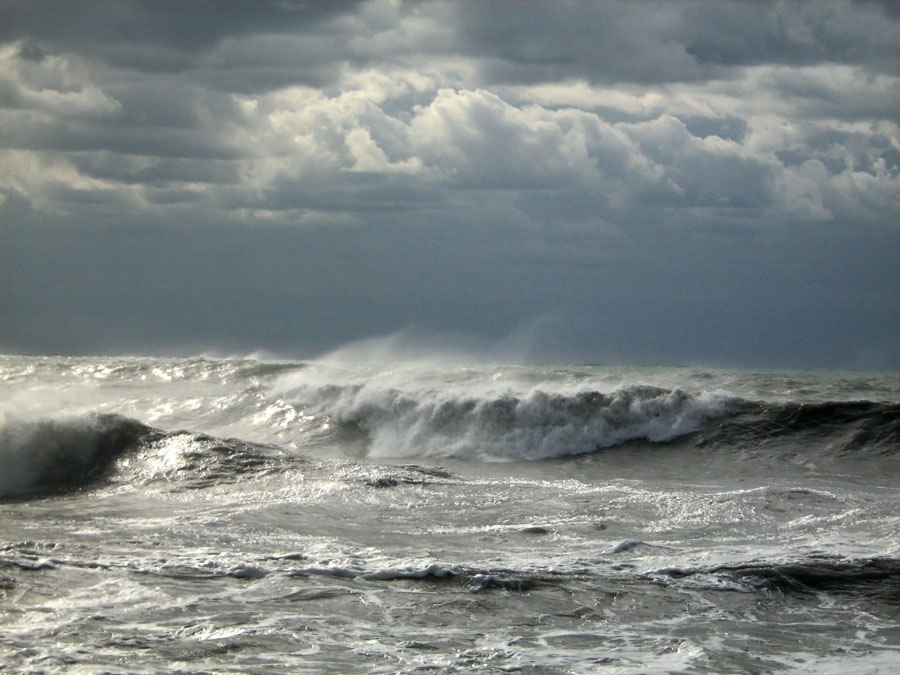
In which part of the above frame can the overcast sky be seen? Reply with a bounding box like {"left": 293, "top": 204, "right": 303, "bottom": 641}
{"left": 1, "top": 0, "right": 898, "bottom": 368}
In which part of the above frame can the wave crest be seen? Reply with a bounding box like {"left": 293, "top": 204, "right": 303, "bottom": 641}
{"left": 284, "top": 383, "right": 733, "bottom": 460}
{"left": 0, "top": 413, "right": 154, "bottom": 498}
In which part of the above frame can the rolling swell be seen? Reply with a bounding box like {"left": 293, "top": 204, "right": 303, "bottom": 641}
{"left": 655, "top": 557, "right": 900, "bottom": 600}
{"left": 693, "top": 399, "right": 900, "bottom": 456}
{"left": 5, "top": 385, "right": 895, "bottom": 499}
{"left": 0, "top": 413, "right": 292, "bottom": 499}
{"left": 0, "top": 413, "right": 157, "bottom": 499}
{"left": 137, "top": 430, "right": 291, "bottom": 489}
{"left": 285, "top": 379, "right": 900, "bottom": 461}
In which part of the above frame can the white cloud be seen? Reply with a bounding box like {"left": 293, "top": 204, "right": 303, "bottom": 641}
{"left": 771, "top": 160, "right": 835, "bottom": 221}
{"left": 0, "top": 149, "right": 142, "bottom": 212}
{"left": 408, "top": 88, "right": 602, "bottom": 188}
{"left": 344, "top": 126, "right": 423, "bottom": 173}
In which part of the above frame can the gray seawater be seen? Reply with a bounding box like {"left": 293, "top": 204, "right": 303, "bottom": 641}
{"left": 1, "top": 354, "right": 899, "bottom": 673}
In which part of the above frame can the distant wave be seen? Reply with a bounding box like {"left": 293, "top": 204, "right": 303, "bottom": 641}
{"left": 0, "top": 413, "right": 154, "bottom": 498}
{"left": 281, "top": 383, "right": 735, "bottom": 460}
{"left": 280, "top": 378, "right": 900, "bottom": 461}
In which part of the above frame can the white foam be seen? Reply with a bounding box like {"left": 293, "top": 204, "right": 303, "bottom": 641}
{"left": 277, "top": 373, "right": 733, "bottom": 460}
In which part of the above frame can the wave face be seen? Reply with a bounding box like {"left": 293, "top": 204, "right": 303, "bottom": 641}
{"left": 0, "top": 413, "right": 154, "bottom": 498}
{"left": 653, "top": 557, "right": 900, "bottom": 598}
{"left": 695, "top": 399, "right": 900, "bottom": 456}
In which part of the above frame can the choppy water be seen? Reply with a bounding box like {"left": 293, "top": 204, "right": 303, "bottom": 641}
{"left": 1, "top": 354, "right": 899, "bottom": 673}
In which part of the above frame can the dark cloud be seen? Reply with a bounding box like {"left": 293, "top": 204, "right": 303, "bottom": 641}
{"left": 679, "top": 1, "right": 898, "bottom": 71}
{"left": 4, "top": 203, "right": 897, "bottom": 368}
{"left": 455, "top": 0, "right": 899, "bottom": 85}
{"left": 455, "top": 1, "right": 702, "bottom": 85}
{"left": 680, "top": 116, "right": 748, "bottom": 142}
{"left": 0, "top": 0, "right": 365, "bottom": 68}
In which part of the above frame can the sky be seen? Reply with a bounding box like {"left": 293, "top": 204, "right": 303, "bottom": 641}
{"left": 1, "top": 0, "right": 898, "bottom": 369}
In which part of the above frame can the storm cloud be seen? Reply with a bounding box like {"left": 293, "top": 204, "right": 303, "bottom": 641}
{"left": 1, "top": 0, "right": 898, "bottom": 367}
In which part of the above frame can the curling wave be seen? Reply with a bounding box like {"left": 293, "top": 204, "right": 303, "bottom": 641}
{"left": 278, "top": 376, "right": 900, "bottom": 461}
{"left": 0, "top": 413, "right": 294, "bottom": 499}
{"left": 0, "top": 413, "right": 155, "bottom": 498}
{"left": 282, "top": 383, "right": 734, "bottom": 460}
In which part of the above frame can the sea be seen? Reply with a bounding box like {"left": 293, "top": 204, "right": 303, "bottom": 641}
{"left": 1, "top": 353, "right": 898, "bottom": 674}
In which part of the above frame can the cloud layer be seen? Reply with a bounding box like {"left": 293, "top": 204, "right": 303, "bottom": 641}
{"left": 1, "top": 0, "right": 898, "bottom": 367}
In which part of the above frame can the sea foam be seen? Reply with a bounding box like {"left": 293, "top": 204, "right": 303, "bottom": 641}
{"left": 279, "top": 379, "right": 734, "bottom": 460}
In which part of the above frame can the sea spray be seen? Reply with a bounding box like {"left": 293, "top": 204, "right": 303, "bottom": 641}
{"left": 277, "top": 380, "right": 735, "bottom": 460}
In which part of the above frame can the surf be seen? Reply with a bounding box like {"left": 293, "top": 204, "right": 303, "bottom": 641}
{"left": 0, "top": 413, "right": 156, "bottom": 498}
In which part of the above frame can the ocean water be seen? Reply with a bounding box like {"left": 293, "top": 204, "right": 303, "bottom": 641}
{"left": 1, "top": 353, "right": 898, "bottom": 674}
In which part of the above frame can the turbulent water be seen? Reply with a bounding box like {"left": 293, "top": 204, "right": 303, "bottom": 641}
{"left": 1, "top": 354, "right": 898, "bottom": 674}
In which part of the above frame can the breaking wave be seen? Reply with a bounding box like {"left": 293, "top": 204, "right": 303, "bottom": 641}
{"left": 281, "top": 382, "right": 734, "bottom": 460}
{"left": 279, "top": 378, "right": 900, "bottom": 461}
{"left": 0, "top": 413, "right": 155, "bottom": 498}
{"left": 4, "top": 366, "right": 897, "bottom": 499}
{"left": 0, "top": 414, "right": 291, "bottom": 499}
